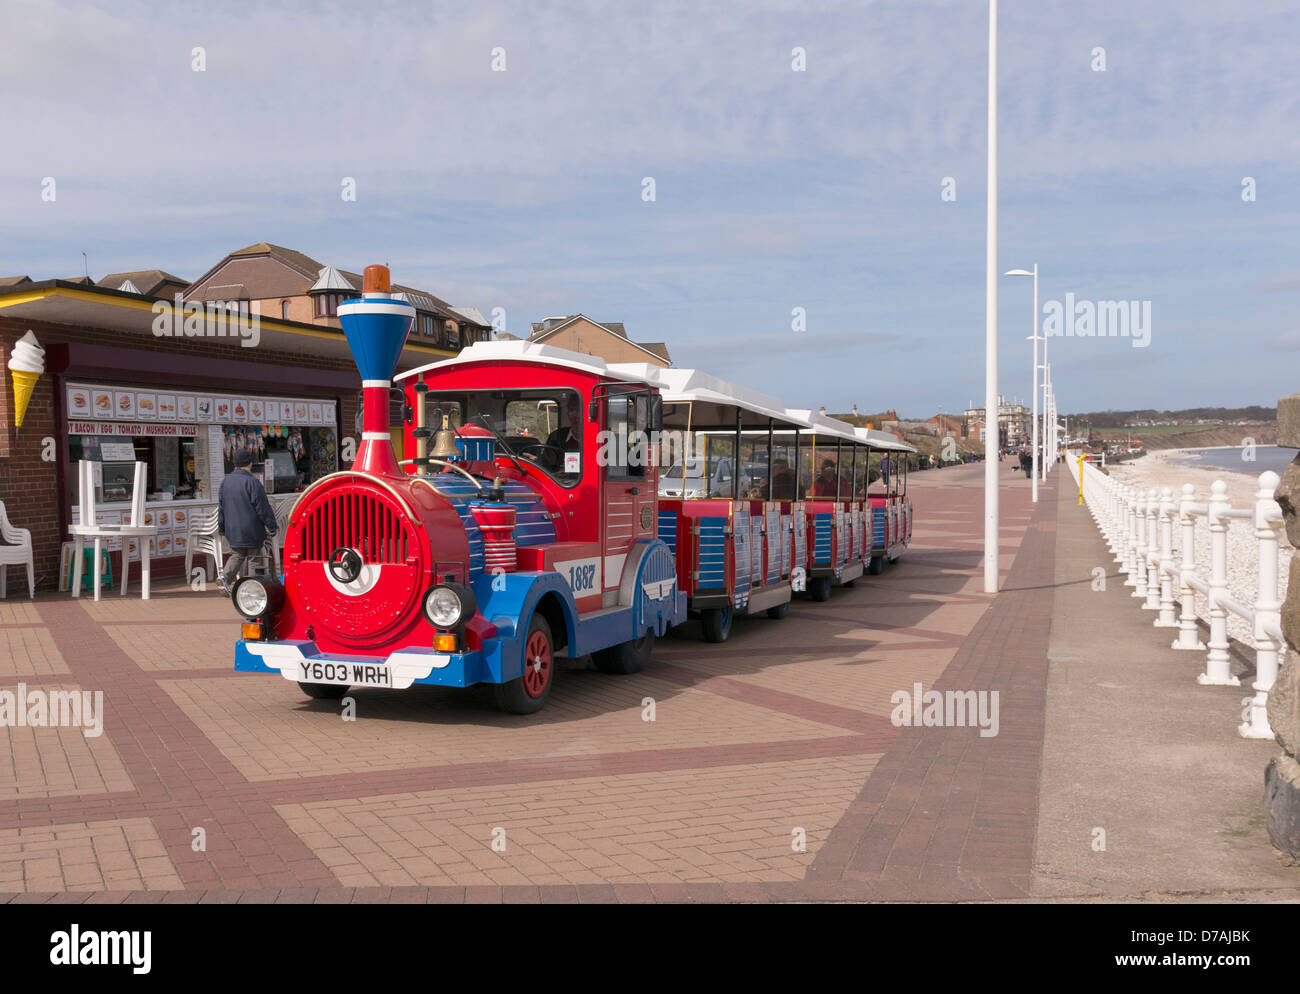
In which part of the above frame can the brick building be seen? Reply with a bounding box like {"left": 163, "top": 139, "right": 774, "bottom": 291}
{"left": 525, "top": 315, "right": 670, "bottom": 366}
{"left": 0, "top": 246, "right": 482, "bottom": 591}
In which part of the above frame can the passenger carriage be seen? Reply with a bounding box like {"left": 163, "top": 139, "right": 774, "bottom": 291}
{"left": 856, "top": 427, "right": 915, "bottom": 573}
{"left": 782, "top": 409, "right": 873, "bottom": 601}
{"left": 617, "top": 366, "right": 809, "bottom": 643}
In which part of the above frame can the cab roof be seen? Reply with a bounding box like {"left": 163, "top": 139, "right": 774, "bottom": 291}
{"left": 394, "top": 340, "right": 657, "bottom": 385}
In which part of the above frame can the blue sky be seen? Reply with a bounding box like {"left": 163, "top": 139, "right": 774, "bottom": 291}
{"left": 3, "top": 0, "right": 1298, "bottom": 417}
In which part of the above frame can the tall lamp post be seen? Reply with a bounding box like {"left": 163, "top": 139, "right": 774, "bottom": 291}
{"left": 1004, "top": 266, "right": 1039, "bottom": 502}
{"left": 983, "top": 0, "right": 999, "bottom": 593}
{"left": 1040, "top": 363, "right": 1050, "bottom": 470}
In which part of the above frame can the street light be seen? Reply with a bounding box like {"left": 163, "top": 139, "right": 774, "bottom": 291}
{"left": 1004, "top": 266, "right": 1039, "bottom": 502}
{"left": 983, "top": 0, "right": 999, "bottom": 594}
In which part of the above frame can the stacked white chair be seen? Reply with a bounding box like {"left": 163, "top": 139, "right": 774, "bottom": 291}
{"left": 186, "top": 507, "right": 224, "bottom": 583}
{"left": 0, "top": 501, "right": 35, "bottom": 598}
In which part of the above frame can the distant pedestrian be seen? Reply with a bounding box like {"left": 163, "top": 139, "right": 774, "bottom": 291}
{"left": 218, "top": 449, "right": 277, "bottom": 594}
{"left": 1019, "top": 449, "right": 1033, "bottom": 478}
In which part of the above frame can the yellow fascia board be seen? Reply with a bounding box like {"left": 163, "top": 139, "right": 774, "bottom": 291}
{"left": 0, "top": 287, "right": 455, "bottom": 357}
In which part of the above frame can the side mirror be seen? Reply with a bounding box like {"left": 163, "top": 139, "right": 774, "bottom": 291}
{"left": 588, "top": 399, "right": 598, "bottom": 422}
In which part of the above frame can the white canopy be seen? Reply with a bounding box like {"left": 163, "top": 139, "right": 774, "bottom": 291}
{"left": 614, "top": 365, "right": 807, "bottom": 428}
{"left": 855, "top": 426, "right": 916, "bottom": 454}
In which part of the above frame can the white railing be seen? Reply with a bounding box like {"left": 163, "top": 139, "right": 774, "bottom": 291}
{"left": 1068, "top": 452, "right": 1287, "bottom": 739}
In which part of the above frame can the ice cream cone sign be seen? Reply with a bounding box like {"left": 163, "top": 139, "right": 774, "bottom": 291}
{"left": 8, "top": 330, "right": 45, "bottom": 429}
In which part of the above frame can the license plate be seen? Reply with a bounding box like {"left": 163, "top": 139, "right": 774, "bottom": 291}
{"left": 294, "top": 659, "right": 393, "bottom": 689}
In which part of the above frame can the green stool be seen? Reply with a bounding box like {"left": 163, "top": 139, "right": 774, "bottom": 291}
{"left": 80, "top": 546, "right": 113, "bottom": 592}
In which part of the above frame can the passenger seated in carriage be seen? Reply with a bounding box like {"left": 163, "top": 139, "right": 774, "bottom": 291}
{"left": 809, "top": 459, "right": 839, "bottom": 497}
{"left": 770, "top": 458, "right": 797, "bottom": 499}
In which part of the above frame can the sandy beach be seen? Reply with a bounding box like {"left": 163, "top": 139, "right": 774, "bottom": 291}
{"left": 1103, "top": 449, "right": 1294, "bottom": 648}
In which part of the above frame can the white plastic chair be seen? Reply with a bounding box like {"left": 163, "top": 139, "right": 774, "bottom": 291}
{"left": 267, "top": 498, "right": 293, "bottom": 574}
{"left": 0, "top": 500, "right": 35, "bottom": 599}
{"left": 70, "top": 460, "right": 157, "bottom": 600}
{"left": 186, "top": 507, "right": 224, "bottom": 582}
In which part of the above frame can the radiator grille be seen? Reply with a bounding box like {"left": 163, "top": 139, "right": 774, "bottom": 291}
{"left": 299, "top": 491, "right": 412, "bottom": 564}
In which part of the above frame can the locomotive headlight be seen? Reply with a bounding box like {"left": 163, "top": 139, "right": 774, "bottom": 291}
{"left": 232, "top": 577, "right": 285, "bottom": 621}
{"left": 423, "top": 583, "right": 477, "bottom": 629}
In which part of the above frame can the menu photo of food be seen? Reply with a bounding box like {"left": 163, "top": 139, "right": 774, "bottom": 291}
{"left": 308, "top": 403, "right": 323, "bottom": 425}
{"left": 196, "top": 397, "right": 213, "bottom": 422}
{"left": 214, "top": 398, "right": 231, "bottom": 421}
{"left": 294, "top": 402, "right": 308, "bottom": 423}
{"left": 171, "top": 509, "right": 188, "bottom": 531}
{"left": 115, "top": 391, "right": 137, "bottom": 419}
{"left": 177, "top": 395, "right": 196, "bottom": 420}
{"left": 157, "top": 534, "right": 172, "bottom": 556}
{"left": 136, "top": 392, "right": 157, "bottom": 420}
{"left": 93, "top": 390, "right": 114, "bottom": 416}
{"left": 157, "top": 394, "right": 177, "bottom": 421}
{"left": 232, "top": 399, "right": 248, "bottom": 423}
{"left": 250, "top": 400, "right": 265, "bottom": 422}
{"left": 68, "top": 387, "right": 91, "bottom": 416}
{"left": 279, "top": 401, "right": 293, "bottom": 422}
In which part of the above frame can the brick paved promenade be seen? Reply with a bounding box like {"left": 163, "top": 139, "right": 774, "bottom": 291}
{"left": 1, "top": 460, "right": 1293, "bottom": 903}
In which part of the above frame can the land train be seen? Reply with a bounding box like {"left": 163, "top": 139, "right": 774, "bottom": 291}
{"left": 232, "top": 265, "right": 914, "bottom": 714}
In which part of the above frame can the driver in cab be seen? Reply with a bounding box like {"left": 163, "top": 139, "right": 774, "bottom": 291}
{"left": 539, "top": 394, "right": 583, "bottom": 473}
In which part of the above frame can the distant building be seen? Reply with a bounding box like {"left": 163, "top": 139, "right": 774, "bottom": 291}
{"left": 928, "top": 413, "right": 966, "bottom": 438}
{"left": 186, "top": 242, "right": 491, "bottom": 350}
{"left": 98, "top": 270, "right": 190, "bottom": 298}
{"left": 964, "top": 395, "right": 1030, "bottom": 447}
{"left": 527, "top": 314, "right": 670, "bottom": 366}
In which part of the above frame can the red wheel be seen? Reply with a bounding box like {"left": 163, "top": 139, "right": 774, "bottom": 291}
{"left": 494, "top": 614, "right": 555, "bottom": 714}
{"left": 522, "top": 627, "right": 552, "bottom": 698}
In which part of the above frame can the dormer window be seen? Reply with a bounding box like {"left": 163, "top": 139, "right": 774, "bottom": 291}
{"left": 314, "top": 293, "right": 345, "bottom": 317}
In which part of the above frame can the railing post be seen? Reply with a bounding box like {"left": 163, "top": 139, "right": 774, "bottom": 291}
{"left": 1132, "top": 489, "right": 1150, "bottom": 599}
{"left": 1143, "top": 487, "right": 1161, "bottom": 610}
{"left": 1126, "top": 486, "right": 1141, "bottom": 578}
{"left": 1172, "top": 484, "right": 1205, "bottom": 651}
{"left": 1110, "top": 478, "right": 1125, "bottom": 562}
{"left": 1241, "top": 471, "right": 1285, "bottom": 738}
{"left": 1155, "top": 486, "right": 1178, "bottom": 627}
{"left": 1198, "top": 480, "right": 1239, "bottom": 686}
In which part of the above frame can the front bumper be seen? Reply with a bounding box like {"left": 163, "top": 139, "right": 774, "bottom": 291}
{"left": 235, "top": 639, "right": 496, "bottom": 689}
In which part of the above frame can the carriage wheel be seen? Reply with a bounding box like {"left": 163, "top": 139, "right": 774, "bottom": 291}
{"left": 809, "top": 576, "right": 832, "bottom": 602}
{"left": 593, "top": 631, "right": 655, "bottom": 674}
{"left": 701, "top": 604, "right": 733, "bottom": 642}
{"left": 868, "top": 556, "right": 885, "bottom": 575}
{"left": 766, "top": 601, "right": 790, "bottom": 620}
{"left": 494, "top": 614, "right": 554, "bottom": 714}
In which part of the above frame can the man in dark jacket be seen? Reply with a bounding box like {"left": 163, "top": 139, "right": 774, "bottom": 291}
{"left": 218, "top": 449, "right": 277, "bottom": 593}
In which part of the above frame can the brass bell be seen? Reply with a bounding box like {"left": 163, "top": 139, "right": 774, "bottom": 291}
{"left": 431, "top": 414, "right": 461, "bottom": 459}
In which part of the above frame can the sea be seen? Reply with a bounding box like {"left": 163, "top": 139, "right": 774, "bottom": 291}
{"left": 1177, "top": 445, "right": 1293, "bottom": 476}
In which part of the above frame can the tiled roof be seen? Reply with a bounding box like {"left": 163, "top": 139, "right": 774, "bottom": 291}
{"left": 229, "top": 242, "right": 324, "bottom": 277}
{"left": 98, "top": 269, "right": 188, "bottom": 296}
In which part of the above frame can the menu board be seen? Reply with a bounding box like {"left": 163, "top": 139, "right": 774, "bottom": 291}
{"left": 206, "top": 425, "right": 226, "bottom": 497}
{"left": 99, "top": 441, "right": 136, "bottom": 461}
{"left": 154, "top": 436, "right": 179, "bottom": 489}
{"left": 69, "top": 384, "right": 339, "bottom": 431}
